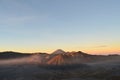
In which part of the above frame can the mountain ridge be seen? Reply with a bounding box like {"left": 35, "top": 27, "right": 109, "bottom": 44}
{"left": 0, "top": 50, "right": 120, "bottom": 65}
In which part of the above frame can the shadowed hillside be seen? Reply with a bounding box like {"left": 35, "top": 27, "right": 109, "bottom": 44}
{"left": 0, "top": 50, "right": 120, "bottom": 80}
{"left": 0, "top": 51, "right": 31, "bottom": 59}
{"left": 0, "top": 50, "right": 120, "bottom": 65}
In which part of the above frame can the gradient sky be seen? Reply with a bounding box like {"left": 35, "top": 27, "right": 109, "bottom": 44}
{"left": 0, "top": 0, "right": 120, "bottom": 54}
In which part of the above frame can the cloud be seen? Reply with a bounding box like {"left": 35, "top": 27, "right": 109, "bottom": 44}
{"left": 95, "top": 45, "right": 108, "bottom": 48}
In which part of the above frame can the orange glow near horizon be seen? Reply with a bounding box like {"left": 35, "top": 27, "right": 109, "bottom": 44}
{"left": 0, "top": 0, "right": 120, "bottom": 56}
{"left": 0, "top": 46, "right": 119, "bottom": 55}
{"left": 0, "top": 41, "right": 119, "bottom": 55}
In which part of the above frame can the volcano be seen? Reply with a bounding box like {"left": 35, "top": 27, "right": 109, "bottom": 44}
{"left": 52, "top": 49, "right": 66, "bottom": 55}
{"left": 47, "top": 54, "right": 71, "bottom": 65}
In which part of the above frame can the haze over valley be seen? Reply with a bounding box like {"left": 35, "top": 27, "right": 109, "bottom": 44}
{"left": 0, "top": 50, "right": 120, "bottom": 80}
{"left": 0, "top": 0, "right": 120, "bottom": 80}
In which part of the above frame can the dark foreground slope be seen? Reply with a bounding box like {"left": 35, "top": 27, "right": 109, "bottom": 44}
{"left": 0, "top": 63, "right": 88, "bottom": 80}
{"left": 0, "top": 51, "right": 120, "bottom": 80}
{"left": 0, "top": 58, "right": 120, "bottom": 80}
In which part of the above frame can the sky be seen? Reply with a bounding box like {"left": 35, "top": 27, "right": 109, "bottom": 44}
{"left": 0, "top": 0, "right": 120, "bottom": 54}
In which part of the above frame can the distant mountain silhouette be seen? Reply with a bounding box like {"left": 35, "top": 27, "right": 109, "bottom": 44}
{"left": 52, "top": 49, "right": 66, "bottom": 55}
{"left": 0, "top": 51, "right": 31, "bottom": 59}
{"left": 0, "top": 50, "right": 119, "bottom": 65}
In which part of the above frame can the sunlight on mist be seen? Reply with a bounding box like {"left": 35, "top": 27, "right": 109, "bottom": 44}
{"left": 0, "top": 55, "right": 42, "bottom": 65}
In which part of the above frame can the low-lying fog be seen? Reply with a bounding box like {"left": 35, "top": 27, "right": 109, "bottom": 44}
{"left": 0, "top": 54, "right": 120, "bottom": 80}
{"left": 0, "top": 55, "right": 42, "bottom": 65}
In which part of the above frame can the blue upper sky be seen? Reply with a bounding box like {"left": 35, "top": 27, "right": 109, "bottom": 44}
{"left": 0, "top": 0, "right": 120, "bottom": 54}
